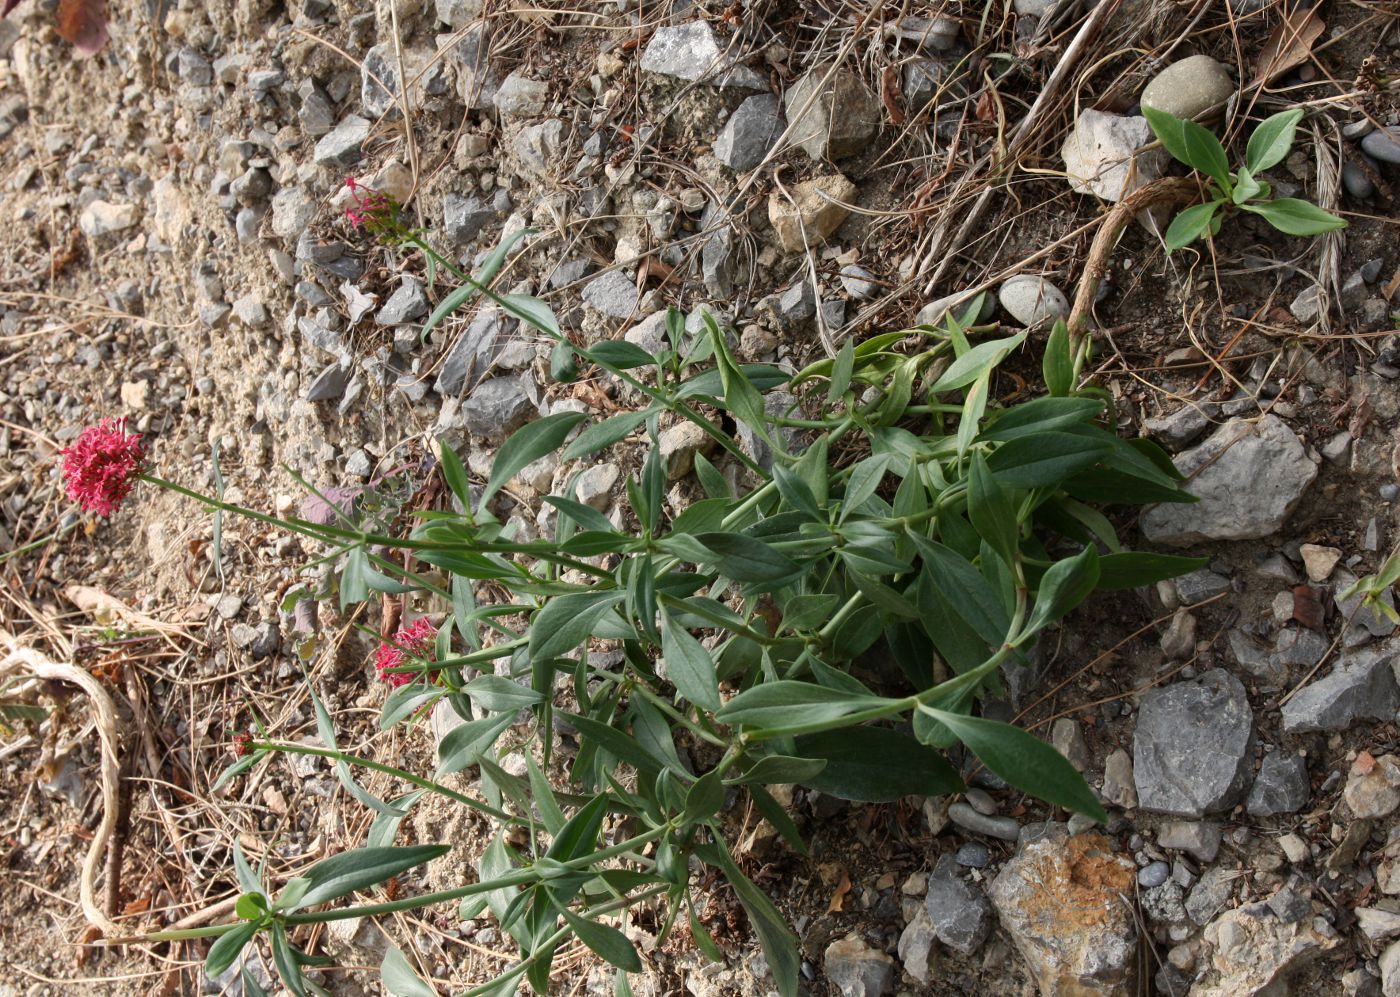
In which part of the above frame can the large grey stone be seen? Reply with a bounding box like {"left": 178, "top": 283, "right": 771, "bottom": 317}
{"left": 493, "top": 71, "right": 548, "bottom": 117}
{"left": 513, "top": 119, "right": 564, "bottom": 180}
{"left": 581, "top": 270, "right": 641, "bottom": 319}
{"left": 902, "top": 58, "right": 945, "bottom": 113}
{"left": 988, "top": 826, "right": 1139, "bottom": 996}
{"left": 924, "top": 854, "right": 992, "bottom": 954}
{"left": 1062, "top": 110, "right": 1164, "bottom": 202}
{"left": 784, "top": 65, "right": 880, "bottom": 161}
{"left": 314, "top": 116, "right": 370, "bottom": 169}
{"left": 434, "top": 306, "right": 510, "bottom": 397}
{"left": 443, "top": 193, "right": 496, "bottom": 244}
{"left": 1133, "top": 669, "right": 1254, "bottom": 817}
{"left": 461, "top": 374, "right": 535, "bottom": 440}
{"left": 714, "top": 94, "right": 783, "bottom": 170}
{"left": 1247, "top": 751, "right": 1310, "bottom": 817}
{"left": 434, "top": 0, "right": 482, "bottom": 29}
{"left": 1279, "top": 643, "right": 1400, "bottom": 733}
{"left": 375, "top": 279, "right": 428, "bottom": 326}
{"left": 1362, "top": 126, "right": 1400, "bottom": 165}
{"left": 361, "top": 44, "right": 401, "bottom": 119}
{"left": 1140, "top": 416, "right": 1318, "bottom": 545}
{"left": 823, "top": 934, "right": 894, "bottom": 997}
{"left": 1140, "top": 55, "right": 1235, "bottom": 121}
{"left": 638, "top": 22, "right": 766, "bottom": 89}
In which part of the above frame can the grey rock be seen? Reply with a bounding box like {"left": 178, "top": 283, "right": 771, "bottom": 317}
{"left": 451, "top": 23, "right": 499, "bottom": 109}
{"left": 232, "top": 296, "right": 268, "bottom": 328}
{"left": 494, "top": 71, "right": 548, "bottom": 117}
{"left": 1133, "top": 669, "right": 1254, "bottom": 817}
{"left": 1362, "top": 126, "right": 1400, "bottom": 165}
{"left": 582, "top": 270, "right": 641, "bottom": 319}
{"left": 434, "top": 0, "right": 482, "bottom": 28}
{"left": 1140, "top": 415, "right": 1317, "bottom": 545}
{"left": 702, "top": 228, "right": 737, "bottom": 297}
{"left": 298, "top": 84, "right": 336, "bottom": 137}
{"left": 230, "top": 168, "right": 273, "bottom": 206}
{"left": 1173, "top": 569, "right": 1230, "bottom": 604}
{"left": 916, "top": 289, "right": 995, "bottom": 328}
{"left": 574, "top": 463, "right": 620, "bottom": 512}
{"left": 1341, "top": 270, "right": 1368, "bottom": 311}
{"left": 435, "top": 306, "right": 510, "bottom": 397}
{"left": 839, "top": 264, "right": 880, "bottom": 300}
{"left": 659, "top": 422, "right": 713, "bottom": 482}
{"left": 638, "top": 22, "right": 766, "bottom": 89}
{"left": 902, "top": 58, "right": 945, "bottom": 113}
{"left": 443, "top": 193, "right": 496, "bottom": 244}
{"left": 361, "top": 44, "right": 401, "bottom": 119}
{"left": 897, "top": 908, "right": 937, "bottom": 983}
{"left": 1186, "top": 867, "right": 1236, "bottom": 925}
{"left": 714, "top": 94, "right": 783, "bottom": 170}
{"left": 1140, "top": 55, "right": 1234, "bottom": 121}
{"left": 823, "top": 934, "right": 894, "bottom": 997}
{"left": 513, "top": 119, "right": 564, "bottom": 180}
{"left": 947, "top": 802, "right": 1019, "bottom": 841}
{"left": 1014, "top": 0, "right": 1057, "bottom": 13}
{"left": 314, "top": 117, "right": 370, "bottom": 169}
{"left": 1280, "top": 642, "right": 1400, "bottom": 733}
{"left": 1156, "top": 821, "right": 1221, "bottom": 862}
{"left": 548, "top": 258, "right": 593, "bottom": 289}
{"left": 784, "top": 65, "right": 880, "bottom": 160}
{"left": 1335, "top": 570, "right": 1399, "bottom": 643}
{"left": 883, "top": 16, "right": 959, "bottom": 50}
{"left": 1101, "top": 748, "right": 1138, "bottom": 809}
{"left": 462, "top": 375, "right": 536, "bottom": 440}
{"left": 1062, "top": 110, "right": 1165, "bottom": 202}
{"left": 760, "top": 281, "right": 816, "bottom": 330}
{"left": 1362, "top": 258, "right": 1385, "bottom": 283}
{"left": 955, "top": 841, "right": 990, "bottom": 868}
{"left": 1050, "top": 718, "right": 1090, "bottom": 771}
{"left": 1144, "top": 402, "right": 1216, "bottom": 451}
{"left": 1247, "top": 752, "right": 1310, "bottom": 817}
{"left": 623, "top": 311, "right": 672, "bottom": 355}
{"left": 1385, "top": 940, "right": 1400, "bottom": 997}
{"left": 1139, "top": 860, "right": 1171, "bottom": 888}
{"left": 375, "top": 279, "right": 428, "bottom": 326}
{"left": 998, "top": 274, "right": 1069, "bottom": 326}
{"left": 1290, "top": 284, "right": 1323, "bottom": 323}
{"left": 305, "top": 362, "right": 351, "bottom": 402}
{"left": 924, "top": 854, "right": 992, "bottom": 955}
{"left": 989, "top": 825, "right": 1138, "bottom": 997}
{"left": 735, "top": 389, "right": 808, "bottom": 474}
{"left": 1267, "top": 887, "right": 1312, "bottom": 923}
{"left": 344, "top": 448, "right": 372, "bottom": 478}
{"left": 1193, "top": 899, "right": 1338, "bottom": 997}
{"left": 177, "top": 48, "right": 213, "bottom": 86}
{"left": 1345, "top": 156, "right": 1377, "bottom": 200}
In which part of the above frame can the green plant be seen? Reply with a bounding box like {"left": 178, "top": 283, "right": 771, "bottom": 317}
{"left": 100, "top": 202, "right": 1204, "bottom": 995}
{"left": 1338, "top": 554, "right": 1400, "bottom": 626}
{"left": 1143, "top": 106, "right": 1347, "bottom": 251}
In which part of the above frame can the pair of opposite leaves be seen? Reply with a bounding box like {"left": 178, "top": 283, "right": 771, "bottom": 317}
{"left": 2, "top": 0, "right": 108, "bottom": 57}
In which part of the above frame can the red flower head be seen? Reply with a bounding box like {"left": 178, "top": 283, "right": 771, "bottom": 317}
{"left": 374, "top": 617, "right": 439, "bottom": 687}
{"left": 344, "top": 176, "right": 402, "bottom": 239}
{"left": 59, "top": 418, "right": 147, "bottom": 516}
{"left": 231, "top": 731, "right": 254, "bottom": 758}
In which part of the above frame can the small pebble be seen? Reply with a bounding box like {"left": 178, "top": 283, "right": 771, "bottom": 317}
{"left": 947, "top": 802, "right": 1020, "bottom": 841}
{"left": 1138, "top": 860, "right": 1171, "bottom": 888}
{"left": 965, "top": 788, "right": 998, "bottom": 816}
{"left": 954, "top": 841, "right": 991, "bottom": 868}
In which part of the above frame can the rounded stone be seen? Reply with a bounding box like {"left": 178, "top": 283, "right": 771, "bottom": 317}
{"left": 955, "top": 841, "right": 991, "bottom": 868}
{"left": 1140, "top": 55, "right": 1235, "bottom": 121}
{"left": 998, "top": 275, "right": 1069, "bottom": 326}
{"left": 1361, "top": 126, "right": 1400, "bottom": 165}
{"left": 1138, "top": 860, "right": 1171, "bottom": 888}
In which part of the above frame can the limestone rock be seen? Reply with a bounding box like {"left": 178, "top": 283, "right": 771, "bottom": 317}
{"left": 1192, "top": 900, "right": 1338, "bottom": 997}
{"left": 998, "top": 275, "right": 1069, "bottom": 327}
{"left": 714, "top": 93, "right": 783, "bottom": 170}
{"left": 1139, "top": 416, "right": 1318, "bottom": 546}
{"left": 1133, "top": 669, "right": 1254, "bottom": 817}
{"left": 1344, "top": 754, "right": 1400, "bottom": 820}
{"left": 784, "top": 65, "right": 880, "bottom": 161}
{"left": 988, "top": 827, "right": 1138, "bottom": 996}
{"left": 639, "top": 22, "right": 766, "bottom": 89}
{"left": 768, "top": 175, "right": 857, "bottom": 252}
{"left": 1140, "top": 55, "right": 1234, "bottom": 121}
{"left": 924, "top": 854, "right": 992, "bottom": 954}
{"left": 1062, "top": 110, "right": 1164, "bottom": 202}
{"left": 1280, "top": 642, "right": 1400, "bottom": 733}
{"left": 823, "top": 934, "right": 894, "bottom": 997}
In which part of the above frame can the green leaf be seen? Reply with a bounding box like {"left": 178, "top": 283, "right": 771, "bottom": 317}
{"left": 1243, "top": 197, "right": 1347, "bottom": 236}
{"left": 792, "top": 727, "right": 962, "bottom": 801}
{"left": 234, "top": 892, "right": 267, "bottom": 921}
{"left": 205, "top": 922, "right": 260, "bottom": 979}
{"left": 1142, "top": 105, "right": 1231, "bottom": 189}
{"left": 703, "top": 844, "right": 800, "bottom": 997}
{"left": 967, "top": 452, "right": 1018, "bottom": 569}
{"left": 529, "top": 591, "right": 625, "bottom": 663}
{"left": 381, "top": 946, "right": 439, "bottom": 997}
{"left": 436, "top": 711, "right": 514, "bottom": 777}
{"left": 682, "top": 768, "right": 727, "bottom": 822}
{"left": 780, "top": 594, "right": 839, "bottom": 632}
{"left": 922, "top": 708, "right": 1106, "bottom": 821}
{"left": 693, "top": 451, "right": 731, "bottom": 500}
{"left": 772, "top": 463, "right": 822, "bottom": 521}
{"left": 419, "top": 230, "right": 529, "bottom": 343}
{"left": 437, "top": 442, "right": 473, "bottom": 509}
{"left": 980, "top": 397, "right": 1105, "bottom": 442}
{"left": 588, "top": 340, "right": 659, "bottom": 368}
{"left": 561, "top": 910, "right": 643, "bottom": 973}
{"left": 986, "top": 431, "right": 1113, "bottom": 488}
{"left": 562, "top": 410, "right": 651, "bottom": 460}
{"left": 696, "top": 533, "right": 800, "bottom": 584}
{"left": 499, "top": 292, "right": 561, "bottom": 337}
{"left": 726, "top": 754, "right": 828, "bottom": 786}
{"left": 1231, "top": 166, "right": 1262, "bottom": 205}
{"left": 716, "top": 681, "right": 887, "bottom": 732}
{"left": 1164, "top": 201, "right": 1220, "bottom": 252}
{"left": 838, "top": 454, "right": 891, "bottom": 520}
{"left": 480, "top": 412, "right": 588, "bottom": 513}
{"left": 660, "top": 610, "right": 721, "bottom": 712}
{"left": 233, "top": 841, "right": 265, "bottom": 896}
{"left": 1245, "top": 108, "right": 1303, "bottom": 173}
{"left": 928, "top": 333, "right": 1026, "bottom": 394}
{"left": 269, "top": 923, "right": 308, "bottom": 997}
{"left": 563, "top": 712, "right": 665, "bottom": 775}
{"left": 465, "top": 674, "right": 545, "bottom": 712}
{"left": 1043, "top": 319, "right": 1073, "bottom": 397}
{"left": 380, "top": 684, "right": 442, "bottom": 730}
{"left": 293, "top": 844, "right": 450, "bottom": 910}
{"left": 827, "top": 336, "right": 855, "bottom": 404}
{"left": 546, "top": 793, "right": 610, "bottom": 861}
{"left": 1095, "top": 552, "right": 1208, "bottom": 591}
{"left": 1024, "top": 546, "right": 1100, "bottom": 637}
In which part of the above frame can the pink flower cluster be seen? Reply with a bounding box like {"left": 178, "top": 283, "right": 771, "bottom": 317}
{"left": 59, "top": 418, "right": 147, "bottom": 516}
{"left": 374, "top": 617, "right": 439, "bottom": 687}
{"left": 344, "top": 176, "right": 397, "bottom": 234}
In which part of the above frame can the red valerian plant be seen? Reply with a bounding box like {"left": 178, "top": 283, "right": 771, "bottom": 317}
{"left": 344, "top": 177, "right": 407, "bottom": 242}
{"left": 59, "top": 417, "right": 147, "bottom": 516}
{"left": 373, "top": 617, "right": 438, "bottom": 687}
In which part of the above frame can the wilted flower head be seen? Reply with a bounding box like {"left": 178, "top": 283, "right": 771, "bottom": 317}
{"left": 344, "top": 176, "right": 405, "bottom": 241}
{"left": 231, "top": 731, "right": 254, "bottom": 758}
{"left": 374, "top": 617, "right": 439, "bottom": 687}
{"left": 60, "top": 418, "right": 147, "bottom": 516}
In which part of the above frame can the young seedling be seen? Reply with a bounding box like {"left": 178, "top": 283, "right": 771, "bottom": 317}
{"left": 1142, "top": 106, "right": 1347, "bottom": 251}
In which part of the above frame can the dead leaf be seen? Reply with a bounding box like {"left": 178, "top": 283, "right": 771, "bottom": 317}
{"left": 1252, "top": 6, "right": 1324, "bottom": 84}
{"left": 1292, "top": 585, "right": 1325, "bottom": 630}
{"left": 55, "top": 0, "right": 108, "bottom": 57}
{"left": 826, "top": 867, "right": 852, "bottom": 913}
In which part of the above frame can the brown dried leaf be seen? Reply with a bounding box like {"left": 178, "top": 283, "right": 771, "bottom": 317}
{"left": 56, "top": 0, "right": 107, "bottom": 57}
{"left": 1291, "top": 584, "right": 1325, "bottom": 630}
{"left": 1252, "top": 7, "right": 1324, "bottom": 84}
